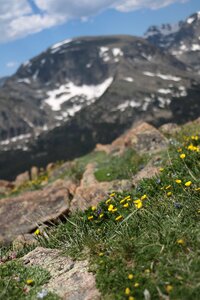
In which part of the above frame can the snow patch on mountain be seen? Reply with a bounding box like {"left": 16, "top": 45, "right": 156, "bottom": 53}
{"left": 51, "top": 39, "right": 72, "bottom": 52}
{"left": 145, "top": 23, "right": 181, "bottom": 38}
{"left": 99, "top": 47, "right": 110, "bottom": 62}
{"left": 99, "top": 47, "right": 109, "bottom": 57}
{"left": 143, "top": 72, "right": 181, "bottom": 81}
{"left": 187, "top": 16, "right": 195, "bottom": 24}
{"left": 191, "top": 44, "right": 200, "bottom": 51}
{"left": 158, "top": 88, "right": 172, "bottom": 94}
{"left": 17, "top": 78, "right": 31, "bottom": 84}
{"left": 158, "top": 97, "right": 171, "bottom": 108}
{"left": 0, "top": 134, "right": 31, "bottom": 145}
{"left": 117, "top": 100, "right": 141, "bottom": 112}
{"left": 112, "top": 48, "right": 123, "bottom": 57}
{"left": 123, "top": 77, "right": 134, "bottom": 82}
{"left": 44, "top": 77, "right": 113, "bottom": 111}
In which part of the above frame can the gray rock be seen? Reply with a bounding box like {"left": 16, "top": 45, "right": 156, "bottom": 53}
{"left": 21, "top": 247, "right": 101, "bottom": 300}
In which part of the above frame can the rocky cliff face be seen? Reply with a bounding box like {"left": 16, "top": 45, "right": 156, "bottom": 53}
{"left": 145, "top": 12, "right": 200, "bottom": 72}
{"left": 0, "top": 17, "right": 200, "bottom": 179}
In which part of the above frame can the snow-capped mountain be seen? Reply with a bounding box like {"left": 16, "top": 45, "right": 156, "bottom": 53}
{"left": 145, "top": 12, "right": 200, "bottom": 72}
{"left": 0, "top": 30, "right": 200, "bottom": 179}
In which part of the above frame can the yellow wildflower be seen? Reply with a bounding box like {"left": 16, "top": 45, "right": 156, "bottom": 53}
{"left": 185, "top": 181, "right": 192, "bottom": 187}
{"left": 177, "top": 239, "right": 185, "bottom": 245}
{"left": 125, "top": 287, "right": 131, "bottom": 295}
{"left": 91, "top": 206, "right": 96, "bottom": 211}
{"left": 165, "top": 185, "right": 171, "bottom": 190}
{"left": 106, "top": 199, "right": 111, "bottom": 204}
{"left": 34, "top": 229, "right": 40, "bottom": 235}
{"left": 129, "top": 297, "right": 135, "bottom": 300}
{"left": 108, "top": 204, "right": 114, "bottom": 211}
{"left": 159, "top": 167, "right": 164, "bottom": 172}
{"left": 175, "top": 179, "right": 182, "bottom": 184}
{"left": 99, "top": 213, "right": 104, "bottom": 218}
{"left": 115, "top": 215, "right": 123, "bottom": 221}
{"left": 120, "top": 199, "right": 126, "bottom": 204}
{"left": 134, "top": 282, "right": 140, "bottom": 288}
{"left": 188, "top": 144, "right": 196, "bottom": 151}
{"left": 112, "top": 208, "right": 118, "bottom": 212}
{"left": 123, "top": 203, "right": 129, "bottom": 208}
{"left": 191, "top": 135, "right": 198, "bottom": 140}
{"left": 134, "top": 199, "right": 143, "bottom": 209}
{"left": 141, "top": 194, "right": 147, "bottom": 200}
{"left": 177, "top": 148, "right": 182, "bottom": 152}
{"left": 167, "top": 192, "right": 172, "bottom": 197}
{"left": 195, "top": 187, "right": 200, "bottom": 191}
{"left": 26, "top": 279, "right": 34, "bottom": 285}
{"left": 88, "top": 216, "right": 94, "bottom": 220}
{"left": 128, "top": 274, "right": 134, "bottom": 280}
{"left": 165, "top": 285, "right": 173, "bottom": 293}
{"left": 98, "top": 252, "right": 104, "bottom": 257}
{"left": 110, "top": 193, "right": 115, "bottom": 197}
{"left": 180, "top": 153, "right": 186, "bottom": 159}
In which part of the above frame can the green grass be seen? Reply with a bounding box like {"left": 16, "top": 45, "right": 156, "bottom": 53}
{"left": 1, "top": 126, "right": 200, "bottom": 299}
{"left": 37, "top": 129, "right": 200, "bottom": 300}
{"left": 0, "top": 260, "right": 59, "bottom": 300}
{"left": 94, "top": 149, "right": 146, "bottom": 182}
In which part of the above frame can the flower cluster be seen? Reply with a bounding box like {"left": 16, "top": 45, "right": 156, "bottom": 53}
{"left": 86, "top": 192, "right": 148, "bottom": 223}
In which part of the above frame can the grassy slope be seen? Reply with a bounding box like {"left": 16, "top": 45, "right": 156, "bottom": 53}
{"left": 40, "top": 123, "right": 200, "bottom": 300}
{"left": 1, "top": 123, "right": 200, "bottom": 299}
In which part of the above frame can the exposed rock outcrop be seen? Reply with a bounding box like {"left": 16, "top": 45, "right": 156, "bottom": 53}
{"left": 22, "top": 247, "right": 100, "bottom": 300}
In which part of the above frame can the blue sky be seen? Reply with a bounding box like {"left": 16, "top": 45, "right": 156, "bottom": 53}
{"left": 1, "top": 0, "right": 200, "bottom": 77}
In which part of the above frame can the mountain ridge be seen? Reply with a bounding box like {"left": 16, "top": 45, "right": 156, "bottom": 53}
{"left": 0, "top": 13, "right": 200, "bottom": 179}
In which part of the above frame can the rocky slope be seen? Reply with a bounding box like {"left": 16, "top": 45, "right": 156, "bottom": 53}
{"left": 0, "top": 118, "right": 200, "bottom": 300}
{"left": 1, "top": 13, "right": 200, "bottom": 179}
{"left": 0, "top": 120, "right": 169, "bottom": 244}
{"left": 145, "top": 11, "right": 200, "bottom": 72}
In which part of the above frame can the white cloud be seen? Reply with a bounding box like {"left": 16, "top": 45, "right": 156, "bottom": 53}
{"left": 0, "top": 0, "right": 189, "bottom": 43}
{"left": 6, "top": 61, "right": 18, "bottom": 68}
{"left": 115, "top": 0, "right": 188, "bottom": 12}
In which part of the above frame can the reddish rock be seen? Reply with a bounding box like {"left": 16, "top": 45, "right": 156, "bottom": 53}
{"left": 95, "top": 143, "right": 111, "bottom": 154}
{"left": 21, "top": 247, "right": 100, "bottom": 300}
{"left": 95, "top": 122, "right": 167, "bottom": 156}
{"left": 113, "top": 122, "right": 167, "bottom": 153}
{"left": 0, "top": 180, "right": 14, "bottom": 195}
{"left": 0, "top": 179, "right": 71, "bottom": 244}
{"left": 71, "top": 180, "right": 132, "bottom": 212}
{"left": 80, "top": 163, "right": 98, "bottom": 187}
{"left": 132, "top": 161, "right": 160, "bottom": 185}
{"left": 46, "top": 162, "right": 56, "bottom": 174}
{"left": 15, "top": 171, "right": 30, "bottom": 188}
{"left": 159, "top": 123, "right": 180, "bottom": 135}
{"left": 30, "top": 166, "right": 39, "bottom": 180}
{"left": 12, "top": 234, "right": 38, "bottom": 251}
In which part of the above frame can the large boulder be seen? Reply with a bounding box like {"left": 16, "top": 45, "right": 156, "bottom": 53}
{"left": 0, "top": 179, "right": 74, "bottom": 244}
{"left": 95, "top": 122, "right": 167, "bottom": 155}
{"left": 22, "top": 247, "right": 100, "bottom": 300}
{"left": 14, "top": 171, "right": 30, "bottom": 188}
{"left": 0, "top": 180, "right": 14, "bottom": 196}
{"left": 71, "top": 163, "right": 132, "bottom": 212}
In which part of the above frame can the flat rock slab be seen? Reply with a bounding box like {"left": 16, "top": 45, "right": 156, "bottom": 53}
{"left": 95, "top": 122, "right": 167, "bottom": 155}
{"left": 71, "top": 179, "right": 132, "bottom": 212}
{"left": 0, "top": 179, "right": 71, "bottom": 244}
{"left": 22, "top": 247, "right": 100, "bottom": 300}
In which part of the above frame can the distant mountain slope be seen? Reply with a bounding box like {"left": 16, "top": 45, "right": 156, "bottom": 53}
{"left": 0, "top": 77, "right": 8, "bottom": 87}
{"left": 0, "top": 31, "right": 200, "bottom": 179}
{"left": 145, "top": 12, "right": 200, "bottom": 72}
